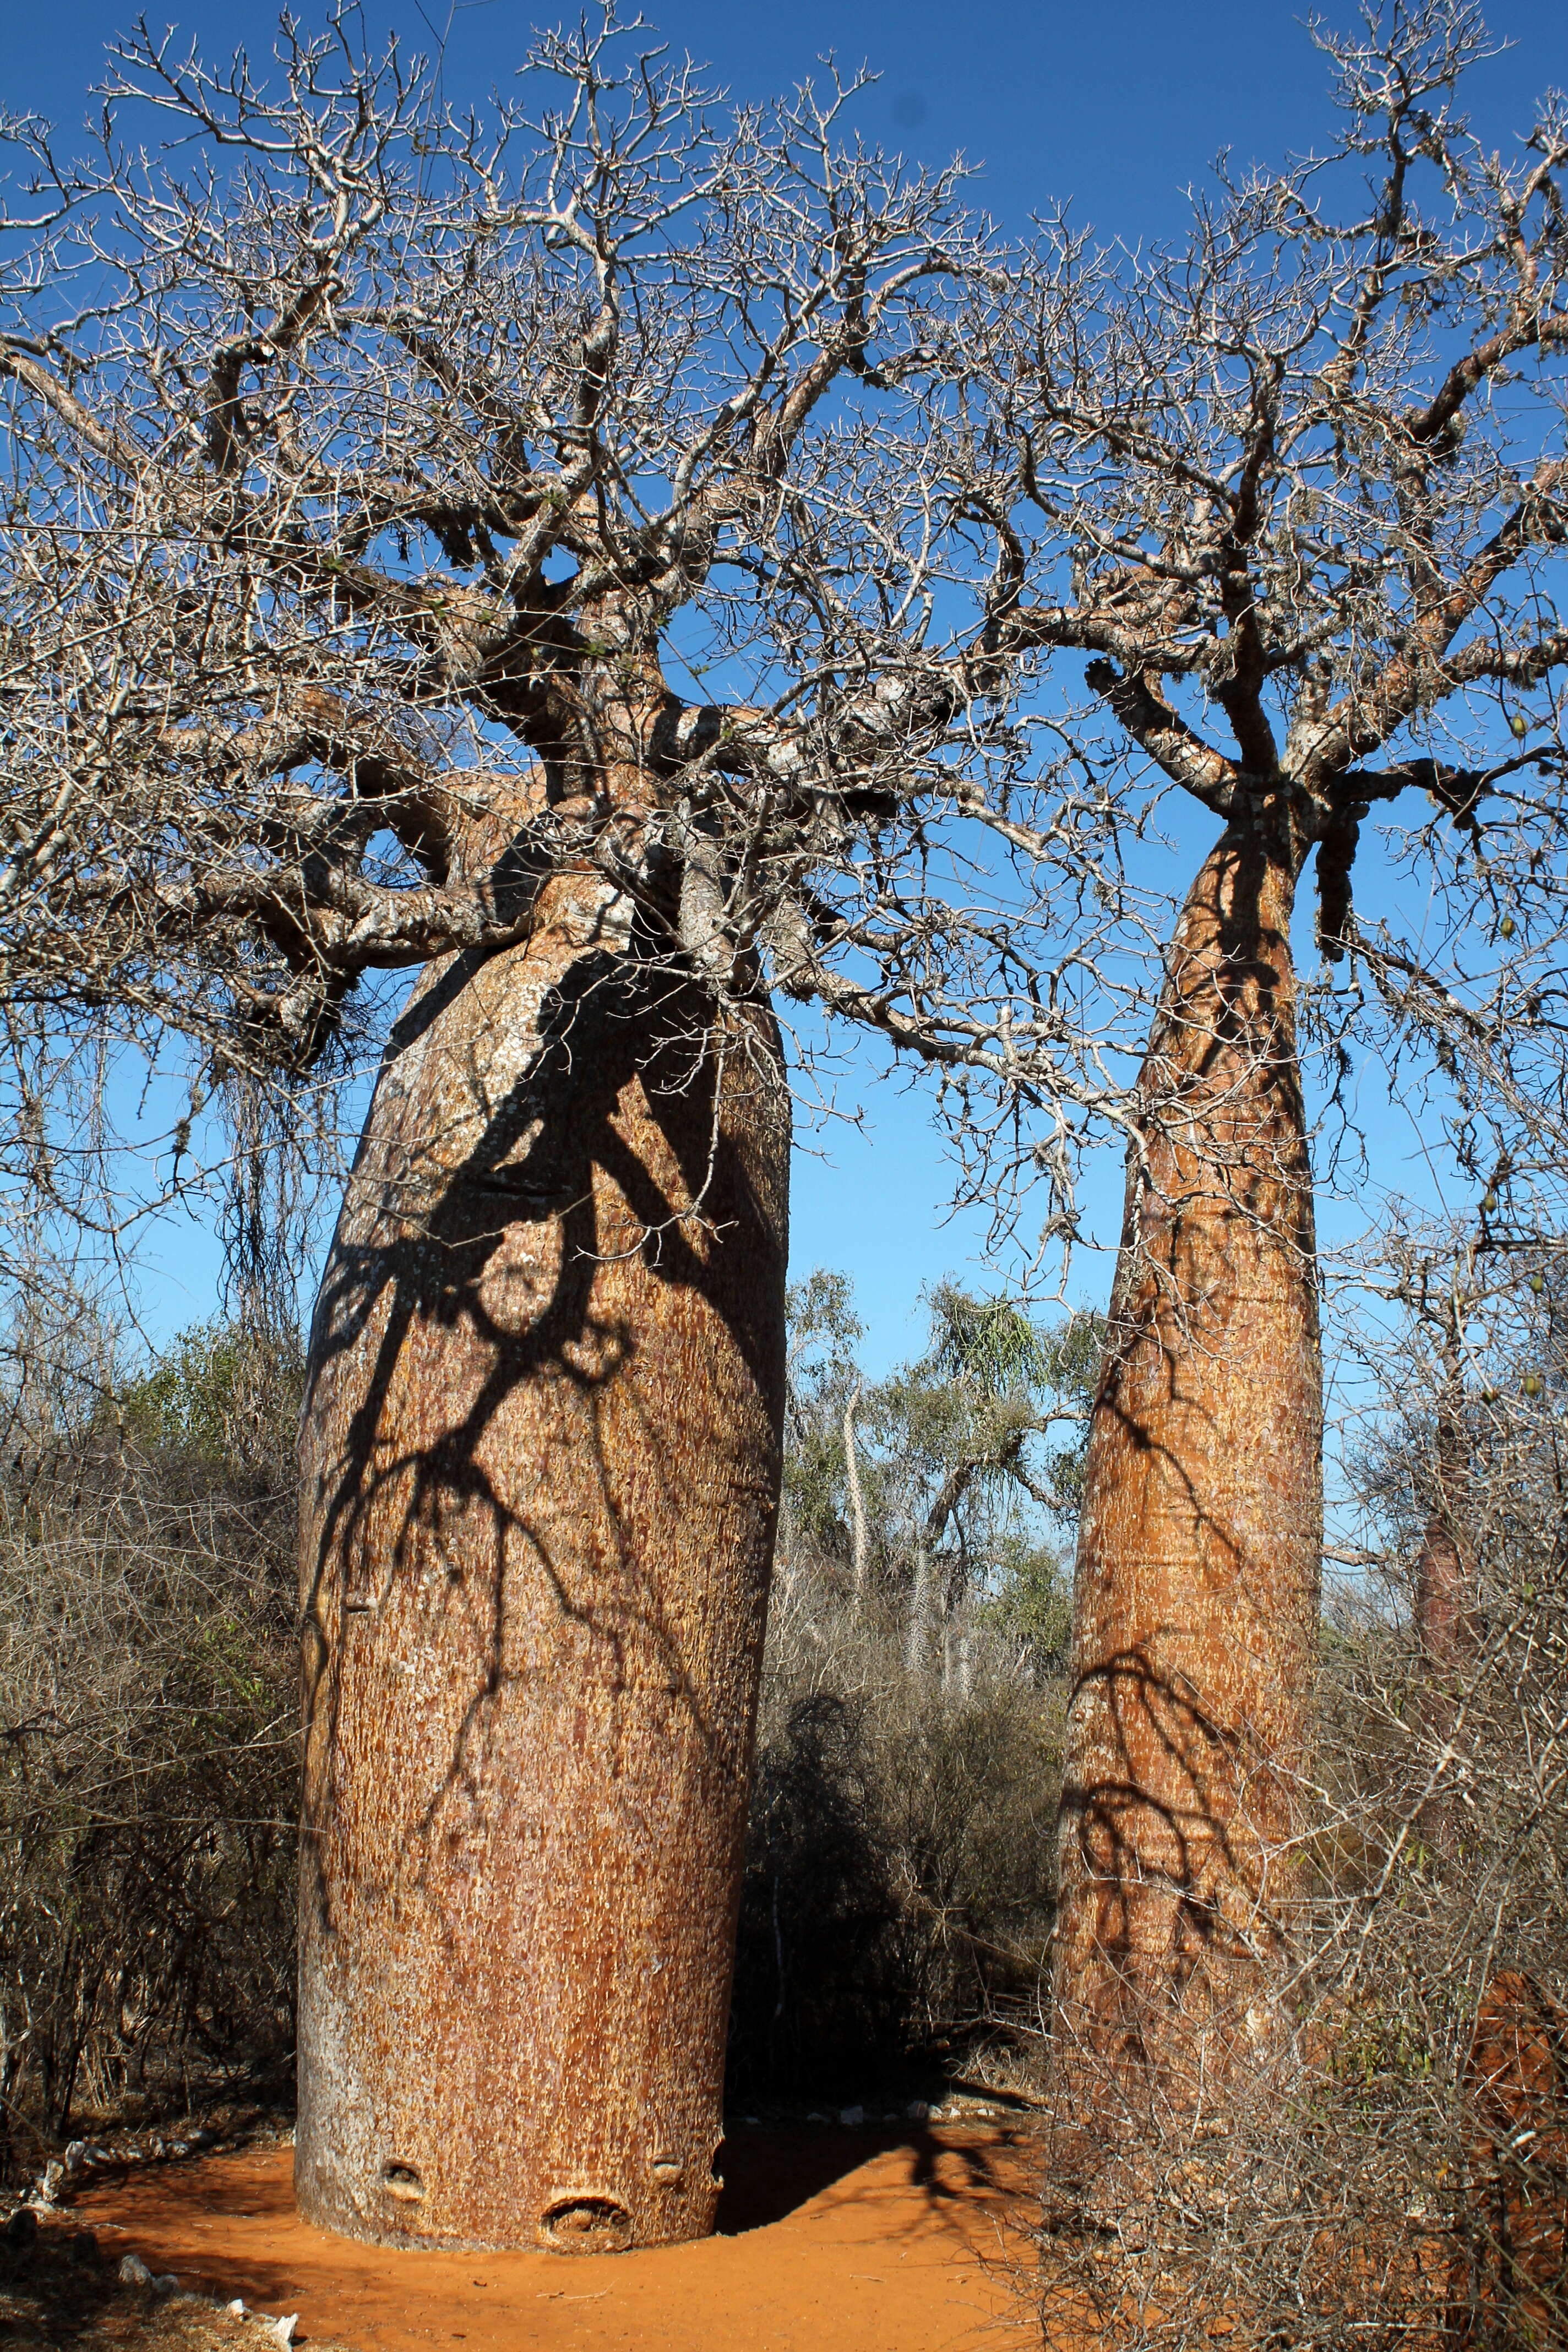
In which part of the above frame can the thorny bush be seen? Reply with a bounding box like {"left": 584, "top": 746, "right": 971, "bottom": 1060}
{"left": 0, "top": 1314, "right": 300, "bottom": 2177}
{"left": 730, "top": 1570, "right": 1064, "bottom": 2106}
{"left": 726, "top": 1272, "right": 1087, "bottom": 2105}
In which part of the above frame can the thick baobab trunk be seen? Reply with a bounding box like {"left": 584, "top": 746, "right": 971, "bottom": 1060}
{"left": 295, "top": 838, "right": 788, "bottom": 2253}
{"left": 1054, "top": 823, "right": 1322, "bottom": 2100}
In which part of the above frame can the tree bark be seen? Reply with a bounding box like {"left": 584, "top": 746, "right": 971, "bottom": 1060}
{"left": 905, "top": 1539, "right": 932, "bottom": 1678}
{"left": 843, "top": 1379, "right": 869, "bottom": 1603}
{"left": 1053, "top": 822, "right": 1322, "bottom": 2103}
{"left": 1412, "top": 1327, "right": 1477, "bottom": 1852}
{"left": 295, "top": 806, "right": 789, "bottom": 2253}
{"left": 1415, "top": 1506, "right": 1470, "bottom": 1670}
{"left": 1414, "top": 1338, "right": 1475, "bottom": 1675}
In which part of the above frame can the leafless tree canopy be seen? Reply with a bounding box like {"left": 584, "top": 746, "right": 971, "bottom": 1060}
{"left": 0, "top": 5, "right": 1026, "bottom": 1274}
{"left": 919, "top": 0, "right": 1568, "bottom": 1249}
{"left": 1, "top": 2, "right": 1566, "bottom": 1292}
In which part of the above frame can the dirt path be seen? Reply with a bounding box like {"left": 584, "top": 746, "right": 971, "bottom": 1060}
{"left": 72, "top": 2126, "right": 1039, "bottom": 2352}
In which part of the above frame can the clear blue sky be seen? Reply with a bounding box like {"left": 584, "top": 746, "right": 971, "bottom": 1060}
{"left": 8, "top": 2, "right": 1567, "bottom": 1368}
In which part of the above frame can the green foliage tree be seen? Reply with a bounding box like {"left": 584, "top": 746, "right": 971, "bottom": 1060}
{"left": 115, "top": 1317, "right": 303, "bottom": 1482}
{"left": 780, "top": 1269, "right": 1097, "bottom": 1683}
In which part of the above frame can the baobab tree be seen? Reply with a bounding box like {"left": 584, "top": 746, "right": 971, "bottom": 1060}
{"left": 0, "top": 7, "right": 1026, "bottom": 2251}
{"left": 739, "top": 0, "right": 1568, "bottom": 2105}
{"left": 933, "top": 0, "right": 1568, "bottom": 2098}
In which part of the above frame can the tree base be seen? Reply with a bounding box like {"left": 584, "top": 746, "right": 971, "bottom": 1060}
{"left": 293, "top": 2142, "right": 722, "bottom": 2255}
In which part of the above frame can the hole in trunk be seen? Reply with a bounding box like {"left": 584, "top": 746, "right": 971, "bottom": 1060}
{"left": 540, "top": 2196, "right": 633, "bottom": 2253}
{"left": 382, "top": 2160, "right": 423, "bottom": 2201}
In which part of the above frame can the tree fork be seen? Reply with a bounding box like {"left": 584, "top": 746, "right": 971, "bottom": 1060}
{"left": 1053, "top": 821, "right": 1322, "bottom": 2100}
{"left": 296, "top": 831, "right": 788, "bottom": 2253}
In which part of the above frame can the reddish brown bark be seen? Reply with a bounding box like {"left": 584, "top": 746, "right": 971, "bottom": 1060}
{"left": 1415, "top": 1511, "right": 1469, "bottom": 1673}
{"left": 1411, "top": 1384, "right": 1479, "bottom": 1864}
{"left": 1456, "top": 1970, "right": 1568, "bottom": 2345}
{"left": 1054, "top": 823, "right": 1322, "bottom": 2098}
{"left": 1414, "top": 1364, "right": 1476, "bottom": 1676}
{"left": 295, "top": 783, "right": 789, "bottom": 2253}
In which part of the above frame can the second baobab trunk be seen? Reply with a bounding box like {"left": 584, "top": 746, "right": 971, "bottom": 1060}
{"left": 1054, "top": 821, "right": 1322, "bottom": 2101}
{"left": 295, "top": 786, "right": 788, "bottom": 2252}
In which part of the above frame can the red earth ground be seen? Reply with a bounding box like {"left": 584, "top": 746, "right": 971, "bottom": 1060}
{"left": 71, "top": 2125, "right": 1041, "bottom": 2352}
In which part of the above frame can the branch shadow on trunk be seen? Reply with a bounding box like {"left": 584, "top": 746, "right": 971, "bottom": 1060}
{"left": 1053, "top": 823, "right": 1321, "bottom": 2113}
{"left": 295, "top": 906, "right": 790, "bottom": 2252}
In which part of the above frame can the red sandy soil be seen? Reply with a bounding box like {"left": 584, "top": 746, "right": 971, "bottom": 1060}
{"left": 71, "top": 2125, "right": 1042, "bottom": 2352}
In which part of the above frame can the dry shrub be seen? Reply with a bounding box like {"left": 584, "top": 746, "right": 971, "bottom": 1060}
{"left": 728, "top": 1551, "right": 1063, "bottom": 2105}
{"left": 0, "top": 1317, "right": 301, "bottom": 2176}
{"left": 1034, "top": 2040, "right": 1457, "bottom": 2352}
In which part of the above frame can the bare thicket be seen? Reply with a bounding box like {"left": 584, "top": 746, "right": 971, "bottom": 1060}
{"left": 0, "top": 1316, "right": 299, "bottom": 2175}
{"left": 736, "top": 1564, "right": 1060, "bottom": 2109}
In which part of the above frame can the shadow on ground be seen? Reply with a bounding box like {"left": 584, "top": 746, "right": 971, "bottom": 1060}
{"left": 717, "top": 2122, "right": 1028, "bottom": 2233}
